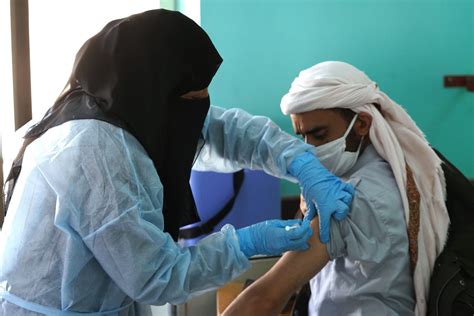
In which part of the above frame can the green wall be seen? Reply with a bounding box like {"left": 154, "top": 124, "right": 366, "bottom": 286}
{"left": 201, "top": 0, "right": 474, "bottom": 197}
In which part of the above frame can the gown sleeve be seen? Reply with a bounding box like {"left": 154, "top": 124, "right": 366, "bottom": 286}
{"left": 192, "top": 105, "right": 316, "bottom": 182}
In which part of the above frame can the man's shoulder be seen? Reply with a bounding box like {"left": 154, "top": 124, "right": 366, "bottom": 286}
{"left": 327, "top": 151, "right": 408, "bottom": 263}
{"left": 348, "top": 156, "right": 401, "bottom": 207}
{"left": 336, "top": 150, "right": 407, "bottom": 256}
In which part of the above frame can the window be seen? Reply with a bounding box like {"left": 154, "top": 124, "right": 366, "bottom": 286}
{"left": 29, "top": 0, "right": 161, "bottom": 120}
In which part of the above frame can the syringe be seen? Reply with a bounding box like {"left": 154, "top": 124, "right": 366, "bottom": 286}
{"left": 285, "top": 224, "right": 300, "bottom": 231}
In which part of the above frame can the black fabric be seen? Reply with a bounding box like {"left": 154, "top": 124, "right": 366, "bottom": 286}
{"left": 4, "top": 9, "right": 223, "bottom": 239}
{"left": 428, "top": 148, "right": 474, "bottom": 316}
{"left": 291, "top": 283, "right": 311, "bottom": 316}
{"left": 433, "top": 149, "right": 474, "bottom": 273}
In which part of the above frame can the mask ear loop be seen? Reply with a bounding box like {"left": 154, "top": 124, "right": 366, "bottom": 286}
{"left": 355, "top": 135, "right": 364, "bottom": 153}
{"left": 344, "top": 114, "right": 365, "bottom": 157}
{"left": 350, "top": 113, "right": 364, "bottom": 157}
{"left": 342, "top": 114, "right": 359, "bottom": 139}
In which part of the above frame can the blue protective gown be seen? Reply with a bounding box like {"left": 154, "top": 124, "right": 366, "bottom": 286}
{"left": 0, "top": 105, "right": 314, "bottom": 315}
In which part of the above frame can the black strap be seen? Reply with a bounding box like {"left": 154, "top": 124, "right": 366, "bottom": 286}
{"left": 179, "top": 169, "right": 245, "bottom": 239}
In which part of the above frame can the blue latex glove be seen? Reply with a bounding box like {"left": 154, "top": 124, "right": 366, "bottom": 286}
{"left": 236, "top": 219, "right": 312, "bottom": 257}
{"left": 288, "top": 152, "right": 355, "bottom": 243}
{"left": 303, "top": 202, "right": 317, "bottom": 223}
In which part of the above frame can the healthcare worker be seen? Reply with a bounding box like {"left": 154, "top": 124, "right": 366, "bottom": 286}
{"left": 0, "top": 9, "right": 353, "bottom": 315}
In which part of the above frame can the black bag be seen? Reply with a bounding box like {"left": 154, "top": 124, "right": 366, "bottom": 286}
{"left": 427, "top": 149, "right": 474, "bottom": 316}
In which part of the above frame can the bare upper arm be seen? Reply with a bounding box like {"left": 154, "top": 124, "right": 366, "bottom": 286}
{"left": 223, "top": 217, "right": 330, "bottom": 316}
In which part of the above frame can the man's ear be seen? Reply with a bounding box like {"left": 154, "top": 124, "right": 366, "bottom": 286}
{"left": 355, "top": 112, "right": 372, "bottom": 137}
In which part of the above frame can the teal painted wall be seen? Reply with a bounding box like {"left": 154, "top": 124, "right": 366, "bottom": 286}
{"left": 201, "top": 0, "right": 474, "bottom": 197}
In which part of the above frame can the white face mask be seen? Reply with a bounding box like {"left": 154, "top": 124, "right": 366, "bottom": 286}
{"left": 315, "top": 114, "right": 363, "bottom": 176}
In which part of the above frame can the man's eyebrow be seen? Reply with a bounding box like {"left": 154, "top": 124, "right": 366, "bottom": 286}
{"left": 302, "top": 125, "right": 327, "bottom": 135}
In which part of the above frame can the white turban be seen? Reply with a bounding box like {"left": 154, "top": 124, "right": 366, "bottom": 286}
{"left": 281, "top": 61, "right": 450, "bottom": 316}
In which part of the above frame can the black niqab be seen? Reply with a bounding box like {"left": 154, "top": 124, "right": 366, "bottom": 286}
{"left": 22, "top": 9, "right": 223, "bottom": 239}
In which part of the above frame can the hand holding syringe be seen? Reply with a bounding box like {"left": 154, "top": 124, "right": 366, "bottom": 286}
{"left": 235, "top": 219, "right": 312, "bottom": 257}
